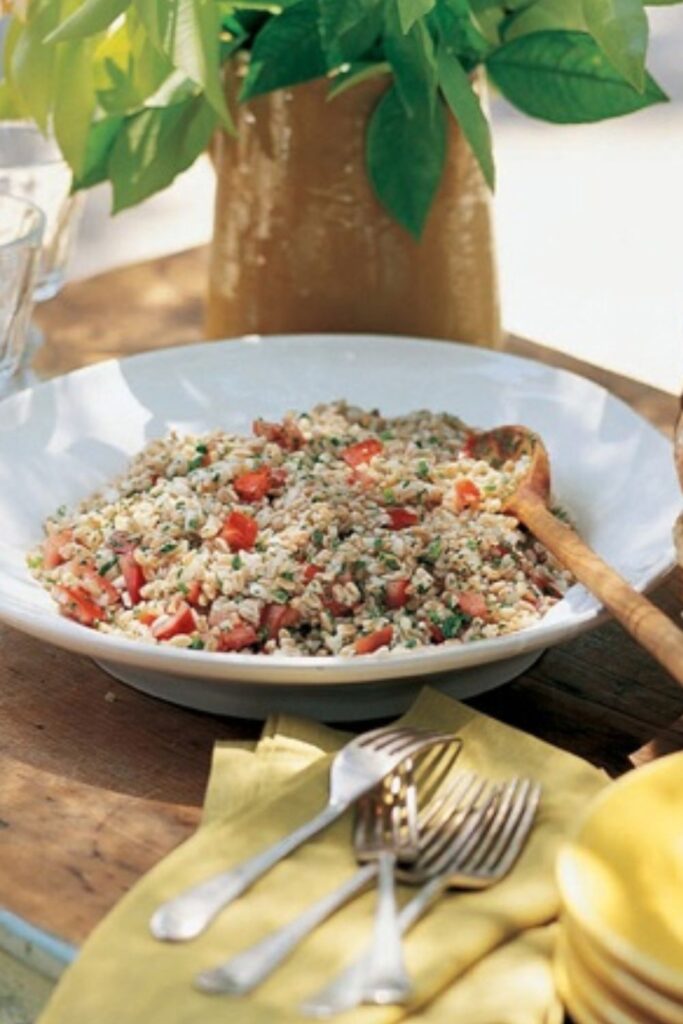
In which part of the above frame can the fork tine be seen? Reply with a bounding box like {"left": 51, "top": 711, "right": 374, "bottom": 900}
{"left": 466, "top": 778, "right": 530, "bottom": 874}
{"left": 355, "top": 725, "right": 410, "bottom": 750}
{"left": 456, "top": 778, "right": 522, "bottom": 875}
{"left": 412, "top": 782, "right": 499, "bottom": 879}
{"left": 418, "top": 775, "right": 489, "bottom": 863}
{"left": 412, "top": 742, "right": 462, "bottom": 807}
{"left": 486, "top": 781, "right": 541, "bottom": 879}
{"left": 385, "top": 731, "right": 452, "bottom": 761}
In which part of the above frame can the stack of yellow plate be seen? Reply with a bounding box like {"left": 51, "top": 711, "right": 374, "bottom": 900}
{"left": 555, "top": 751, "right": 683, "bottom": 1024}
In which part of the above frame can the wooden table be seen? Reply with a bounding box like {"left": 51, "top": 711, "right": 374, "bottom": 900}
{"left": 1, "top": 247, "right": 682, "bottom": 983}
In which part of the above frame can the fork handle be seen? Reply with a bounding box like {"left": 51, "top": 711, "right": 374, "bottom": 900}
{"left": 195, "top": 864, "right": 378, "bottom": 995}
{"left": 361, "top": 851, "right": 413, "bottom": 1004}
{"left": 300, "top": 875, "right": 449, "bottom": 1017}
{"left": 150, "top": 802, "right": 344, "bottom": 942}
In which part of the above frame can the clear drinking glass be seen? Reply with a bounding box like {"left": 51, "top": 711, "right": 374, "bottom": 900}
{"left": 0, "top": 122, "right": 84, "bottom": 301}
{"left": 0, "top": 193, "right": 44, "bottom": 391}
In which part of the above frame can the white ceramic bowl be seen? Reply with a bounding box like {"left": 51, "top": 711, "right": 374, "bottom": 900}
{"left": 0, "top": 335, "right": 678, "bottom": 720}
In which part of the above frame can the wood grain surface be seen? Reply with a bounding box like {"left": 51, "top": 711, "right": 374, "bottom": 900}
{"left": 0, "top": 247, "right": 679, "bottom": 948}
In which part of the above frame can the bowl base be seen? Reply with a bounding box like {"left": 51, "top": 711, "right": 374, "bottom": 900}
{"left": 93, "top": 649, "right": 544, "bottom": 722}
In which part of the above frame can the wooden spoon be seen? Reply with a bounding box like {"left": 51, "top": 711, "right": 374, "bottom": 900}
{"left": 468, "top": 425, "right": 683, "bottom": 688}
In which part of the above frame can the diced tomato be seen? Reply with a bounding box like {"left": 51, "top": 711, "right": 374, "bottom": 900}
{"left": 234, "top": 467, "right": 272, "bottom": 502}
{"left": 530, "top": 570, "right": 563, "bottom": 599}
{"left": 43, "top": 530, "right": 72, "bottom": 569}
{"left": 429, "top": 622, "right": 445, "bottom": 644}
{"left": 185, "top": 580, "right": 202, "bottom": 606}
{"left": 454, "top": 478, "right": 481, "bottom": 512}
{"left": 269, "top": 467, "right": 288, "bottom": 490}
{"left": 260, "top": 603, "right": 300, "bottom": 639}
{"left": 138, "top": 610, "right": 158, "bottom": 626}
{"left": 117, "top": 547, "right": 146, "bottom": 604}
{"left": 323, "top": 596, "right": 354, "bottom": 617}
{"left": 253, "top": 418, "right": 304, "bottom": 451}
{"left": 70, "top": 562, "right": 119, "bottom": 606}
{"left": 56, "top": 586, "right": 104, "bottom": 626}
{"left": 457, "top": 591, "right": 488, "bottom": 619}
{"left": 221, "top": 510, "right": 258, "bottom": 552}
{"left": 303, "top": 563, "right": 322, "bottom": 583}
{"left": 461, "top": 432, "right": 477, "bottom": 458}
{"left": 386, "top": 578, "right": 410, "bottom": 610}
{"left": 152, "top": 602, "right": 196, "bottom": 640}
{"left": 355, "top": 625, "right": 393, "bottom": 655}
{"left": 217, "top": 621, "right": 259, "bottom": 652}
{"left": 342, "top": 439, "right": 384, "bottom": 468}
{"left": 385, "top": 507, "right": 419, "bottom": 530}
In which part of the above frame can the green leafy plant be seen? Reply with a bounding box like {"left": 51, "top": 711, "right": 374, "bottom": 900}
{"left": 0, "top": 0, "right": 677, "bottom": 236}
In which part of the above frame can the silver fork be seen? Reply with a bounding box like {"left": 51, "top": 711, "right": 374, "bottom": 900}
{"left": 351, "top": 768, "right": 419, "bottom": 1004}
{"left": 151, "top": 725, "right": 456, "bottom": 942}
{"left": 301, "top": 776, "right": 542, "bottom": 1017}
{"left": 195, "top": 769, "right": 479, "bottom": 998}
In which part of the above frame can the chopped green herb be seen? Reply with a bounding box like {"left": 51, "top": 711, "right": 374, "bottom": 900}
{"left": 352, "top": 559, "right": 367, "bottom": 576}
{"left": 441, "top": 612, "right": 469, "bottom": 639}
{"left": 382, "top": 488, "right": 396, "bottom": 503}
{"left": 178, "top": 582, "right": 188, "bottom": 595}
{"left": 56, "top": 504, "right": 67, "bottom": 517}
{"left": 281, "top": 570, "right": 295, "bottom": 581}
{"left": 373, "top": 537, "right": 384, "bottom": 553}
{"left": 405, "top": 638, "right": 418, "bottom": 649}
{"left": 379, "top": 430, "right": 394, "bottom": 441}
{"left": 467, "top": 539, "right": 478, "bottom": 551}
{"left": 255, "top": 540, "right": 267, "bottom": 553}
{"left": 329, "top": 436, "right": 341, "bottom": 446}
{"left": 195, "top": 443, "right": 208, "bottom": 455}
{"left": 98, "top": 557, "right": 118, "bottom": 576}
{"left": 189, "top": 637, "right": 205, "bottom": 649}
{"left": 187, "top": 455, "right": 205, "bottom": 472}
{"left": 187, "top": 516, "right": 200, "bottom": 530}
{"left": 382, "top": 555, "right": 400, "bottom": 570}
{"left": 428, "top": 436, "right": 440, "bottom": 445}
{"left": 416, "top": 460, "right": 429, "bottom": 480}
{"left": 273, "top": 588, "right": 290, "bottom": 604}
{"left": 420, "top": 538, "right": 442, "bottom": 564}
{"left": 159, "top": 542, "right": 177, "bottom": 554}
{"left": 552, "top": 505, "right": 570, "bottom": 523}
{"left": 26, "top": 554, "right": 43, "bottom": 569}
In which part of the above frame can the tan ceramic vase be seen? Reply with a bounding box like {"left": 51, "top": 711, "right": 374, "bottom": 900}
{"left": 206, "top": 71, "right": 501, "bottom": 347}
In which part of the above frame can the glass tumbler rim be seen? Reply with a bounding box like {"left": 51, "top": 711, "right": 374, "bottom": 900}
{"left": 0, "top": 192, "right": 46, "bottom": 252}
{"left": 0, "top": 120, "right": 66, "bottom": 169}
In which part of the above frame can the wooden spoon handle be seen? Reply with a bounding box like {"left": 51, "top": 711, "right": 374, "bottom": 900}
{"left": 512, "top": 495, "right": 683, "bottom": 688}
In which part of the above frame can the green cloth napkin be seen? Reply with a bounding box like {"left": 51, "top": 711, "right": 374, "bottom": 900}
{"left": 39, "top": 688, "right": 606, "bottom": 1023}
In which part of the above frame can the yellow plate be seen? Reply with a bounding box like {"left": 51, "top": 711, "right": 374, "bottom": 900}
{"left": 556, "top": 926, "right": 683, "bottom": 1024}
{"left": 556, "top": 751, "right": 683, "bottom": 1000}
{"left": 561, "top": 918, "right": 683, "bottom": 1024}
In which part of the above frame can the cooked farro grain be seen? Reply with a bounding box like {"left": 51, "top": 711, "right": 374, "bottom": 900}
{"left": 28, "top": 402, "right": 573, "bottom": 657}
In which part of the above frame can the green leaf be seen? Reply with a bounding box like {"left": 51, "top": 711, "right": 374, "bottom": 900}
{"left": 46, "top": 0, "right": 132, "bottom": 42}
{"left": 0, "top": 81, "right": 26, "bottom": 120}
{"left": 433, "top": 0, "right": 492, "bottom": 68}
{"left": 319, "top": 0, "right": 383, "bottom": 63}
{"left": 582, "top": 0, "right": 648, "bottom": 91}
{"left": 9, "top": 0, "right": 60, "bottom": 130}
{"left": 487, "top": 30, "right": 667, "bottom": 123}
{"left": 436, "top": 44, "right": 494, "bottom": 188}
{"left": 109, "top": 94, "right": 217, "bottom": 210}
{"left": 327, "top": 60, "right": 390, "bottom": 99}
{"left": 398, "top": 0, "right": 436, "bottom": 34}
{"left": 384, "top": 1, "right": 438, "bottom": 117}
{"left": 503, "top": 0, "right": 586, "bottom": 40}
{"left": 72, "top": 115, "right": 124, "bottom": 189}
{"left": 53, "top": 38, "right": 98, "bottom": 177}
{"left": 135, "top": 0, "right": 233, "bottom": 128}
{"left": 241, "top": 1, "right": 327, "bottom": 100}
{"left": 366, "top": 84, "right": 446, "bottom": 237}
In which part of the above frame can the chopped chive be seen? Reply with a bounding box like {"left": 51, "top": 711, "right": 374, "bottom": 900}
{"left": 98, "top": 557, "right": 118, "bottom": 576}
{"left": 231, "top": 554, "right": 243, "bottom": 570}
{"left": 159, "top": 542, "right": 177, "bottom": 554}
{"left": 416, "top": 460, "right": 429, "bottom": 480}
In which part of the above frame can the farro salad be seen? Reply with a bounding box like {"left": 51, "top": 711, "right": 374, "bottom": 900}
{"left": 29, "top": 402, "right": 572, "bottom": 657}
